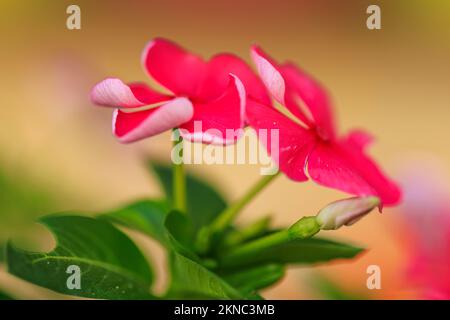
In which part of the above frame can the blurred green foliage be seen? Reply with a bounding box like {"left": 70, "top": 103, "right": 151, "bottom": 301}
{"left": 0, "top": 164, "right": 56, "bottom": 241}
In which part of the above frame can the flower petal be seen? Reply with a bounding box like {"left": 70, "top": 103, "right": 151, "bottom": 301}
{"left": 280, "top": 63, "right": 336, "bottom": 140}
{"left": 246, "top": 98, "right": 317, "bottom": 181}
{"left": 113, "top": 97, "right": 194, "bottom": 143}
{"left": 141, "top": 38, "right": 207, "bottom": 96}
{"left": 250, "top": 46, "right": 286, "bottom": 105}
{"left": 343, "top": 129, "right": 375, "bottom": 150}
{"left": 197, "top": 53, "right": 271, "bottom": 105}
{"left": 179, "top": 74, "right": 246, "bottom": 145}
{"left": 251, "top": 46, "right": 336, "bottom": 139}
{"left": 90, "top": 78, "right": 172, "bottom": 108}
{"left": 307, "top": 141, "right": 401, "bottom": 206}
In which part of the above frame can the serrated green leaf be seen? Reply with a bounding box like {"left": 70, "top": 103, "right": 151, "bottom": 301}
{"left": 100, "top": 199, "right": 169, "bottom": 246}
{"left": 219, "top": 237, "right": 364, "bottom": 269}
{"left": 7, "top": 215, "right": 155, "bottom": 300}
{"left": 221, "top": 264, "right": 285, "bottom": 295}
{"left": 149, "top": 162, "right": 227, "bottom": 232}
{"left": 168, "top": 251, "right": 244, "bottom": 300}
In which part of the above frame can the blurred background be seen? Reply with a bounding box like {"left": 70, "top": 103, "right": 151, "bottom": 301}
{"left": 1, "top": 0, "right": 450, "bottom": 299}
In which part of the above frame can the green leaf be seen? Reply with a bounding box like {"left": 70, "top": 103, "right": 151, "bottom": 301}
{"left": 219, "top": 237, "right": 364, "bottom": 269}
{"left": 0, "top": 291, "right": 13, "bottom": 300}
{"left": 100, "top": 199, "right": 169, "bottom": 246}
{"left": 149, "top": 162, "right": 227, "bottom": 232}
{"left": 7, "top": 215, "right": 155, "bottom": 299}
{"left": 164, "top": 211, "right": 202, "bottom": 263}
{"left": 220, "top": 216, "right": 272, "bottom": 249}
{"left": 308, "top": 274, "right": 367, "bottom": 300}
{"left": 0, "top": 242, "right": 5, "bottom": 262}
{"left": 163, "top": 211, "right": 257, "bottom": 300}
{"left": 168, "top": 251, "right": 244, "bottom": 299}
{"left": 221, "top": 264, "right": 285, "bottom": 295}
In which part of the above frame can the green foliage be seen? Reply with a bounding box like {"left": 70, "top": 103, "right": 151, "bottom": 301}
{"left": 168, "top": 251, "right": 243, "bottom": 299}
{"left": 218, "top": 237, "right": 363, "bottom": 269}
{"left": 221, "top": 264, "right": 285, "bottom": 296}
{"left": 0, "top": 166, "right": 56, "bottom": 241}
{"left": 0, "top": 243, "right": 5, "bottom": 262}
{"left": 100, "top": 199, "right": 169, "bottom": 246}
{"left": 308, "top": 274, "right": 367, "bottom": 300}
{"left": 149, "top": 162, "right": 227, "bottom": 232}
{"left": 5, "top": 161, "right": 367, "bottom": 300}
{"left": 0, "top": 291, "right": 13, "bottom": 300}
{"left": 7, "top": 215, "right": 155, "bottom": 299}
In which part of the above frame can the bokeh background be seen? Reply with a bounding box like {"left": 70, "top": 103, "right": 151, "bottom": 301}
{"left": 1, "top": 0, "right": 450, "bottom": 299}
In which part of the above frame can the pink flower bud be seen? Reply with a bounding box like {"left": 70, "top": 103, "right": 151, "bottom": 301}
{"left": 316, "top": 196, "right": 380, "bottom": 230}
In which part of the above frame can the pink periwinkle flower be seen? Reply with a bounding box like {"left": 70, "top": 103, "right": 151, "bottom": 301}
{"left": 91, "top": 38, "right": 269, "bottom": 144}
{"left": 246, "top": 46, "right": 401, "bottom": 206}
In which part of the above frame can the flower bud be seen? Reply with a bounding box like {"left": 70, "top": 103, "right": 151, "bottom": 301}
{"left": 288, "top": 216, "right": 321, "bottom": 239}
{"left": 316, "top": 196, "right": 380, "bottom": 230}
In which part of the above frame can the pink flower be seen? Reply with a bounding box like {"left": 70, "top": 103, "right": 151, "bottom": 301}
{"left": 91, "top": 38, "right": 269, "bottom": 144}
{"left": 247, "top": 46, "right": 401, "bottom": 206}
{"left": 399, "top": 165, "right": 450, "bottom": 299}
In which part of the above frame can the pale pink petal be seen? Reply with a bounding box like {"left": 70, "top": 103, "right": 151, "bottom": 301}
{"left": 308, "top": 141, "right": 401, "bottom": 206}
{"left": 250, "top": 46, "right": 286, "bottom": 105}
{"left": 179, "top": 75, "right": 246, "bottom": 145}
{"left": 113, "top": 97, "right": 193, "bottom": 143}
{"left": 90, "top": 78, "right": 172, "bottom": 108}
{"left": 141, "top": 38, "right": 207, "bottom": 96}
{"left": 246, "top": 98, "right": 317, "bottom": 181}
{"left": 197, "top": 53, "right": 271, "bottom": 105}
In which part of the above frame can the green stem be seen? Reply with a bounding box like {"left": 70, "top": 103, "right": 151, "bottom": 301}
{"left": 219, "top": 216, "right": 320, "bottom": 268}
{"left": 221, "top": 229, "right": 290, "bottom": 263}
{"left": 173, "top": 130, "right": 186, "bottom": 212}
{"left": 210, "top": 172, "right": 280, "bottom": 234}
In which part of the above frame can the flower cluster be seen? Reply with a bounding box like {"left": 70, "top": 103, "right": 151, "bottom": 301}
{"left": 91, "top": 38, "right": 401, "bottom": 206}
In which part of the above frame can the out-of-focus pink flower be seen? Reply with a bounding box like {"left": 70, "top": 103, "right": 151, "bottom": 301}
{"left": 247, "top": 46, "right": 401, "bottom": 206}
{"left": 400, "top": 165, "right": 450, "bottom": 299}
{"left": 91, "top": 38, "right": 269, "bottom": 144}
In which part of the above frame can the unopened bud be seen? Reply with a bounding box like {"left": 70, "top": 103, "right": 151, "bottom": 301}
{"left": 316, "top": 196, "right": 380, "bottom": 230}
{"left": 288, "top": 216, "right": 321, "bottom": 239}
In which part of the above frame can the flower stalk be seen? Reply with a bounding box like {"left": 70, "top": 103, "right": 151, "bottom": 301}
{"left": 196, "top": 172, "right": 280, "bottom": 253}
{"left": 173, "top": 129, "right": 186, "bottom": 212}
{"left": 218, "top": 216, "right": 320, "bottom": 267}
{"left": 211, "top": 173, "right": 280, "bottom": 233}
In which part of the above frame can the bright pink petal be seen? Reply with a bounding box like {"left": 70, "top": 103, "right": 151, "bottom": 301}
{"left": 113, "top": 97, "right": 193, "bottom": 143}
{"left": 246, "top": 98, "right": 317, "bottom": 181}
{"left": 141, "top": 38, "right": 207, "bottom": 96}
{"left": 344, "top": 129, "right": 375, "bottom": 150}
{"left": 179, "top": 75, "right": 246, "bottom": 145}
{"left": 280, "top": 63, "right": 336, "bottom": 140}
{"left": 197, "top": 53, "right": 271, "bottom": 105}
{"left": 308, "top": 140, "right": 401, "bottom": 206}
{"left": 250, "top": 46, "right": 314, "bottom": 129}
{"left": 90, "top": 78, "right": 172, "bottom": 108}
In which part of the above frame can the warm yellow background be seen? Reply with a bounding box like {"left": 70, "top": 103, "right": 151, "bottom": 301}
{"left": 1, "top": 0, "right": 449, "bottom": 299}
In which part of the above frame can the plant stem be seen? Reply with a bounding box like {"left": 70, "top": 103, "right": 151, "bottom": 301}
{"left": 218, "top": 216, "right": 320, "bottom": 268}
{"left": 220, "top": 229, "right": 290, "bottom": 263}
{"left": 173, "top": 130, "right": 186, "bottom": 212}
{"left": 210, "top": 172, "right": 280, "bottom": 234}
